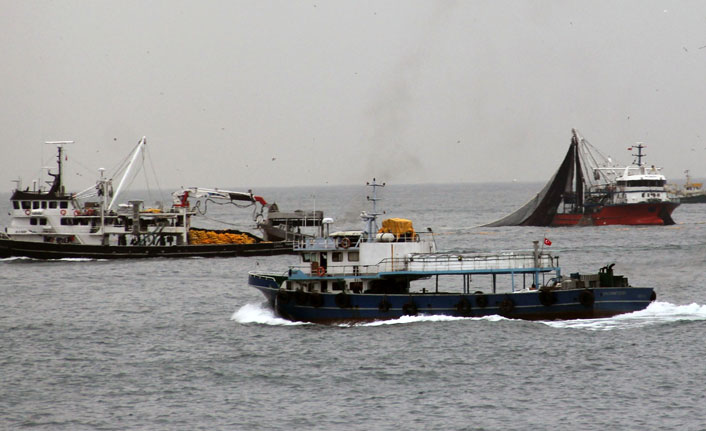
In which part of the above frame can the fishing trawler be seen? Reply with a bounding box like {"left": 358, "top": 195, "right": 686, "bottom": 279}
{"left": 666, "top": 170, "right": 706, "bottom": 204}
{"left": 0, "top": 138, "right": 321, "bottom": 259}
{"left": 248, "top": 180, "right": 656, "bottom": 324}
{"left": 484, "top": 129, "right": 680, "bottom": 227}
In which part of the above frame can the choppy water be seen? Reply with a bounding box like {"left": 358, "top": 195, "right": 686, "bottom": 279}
{"left": 2, "top": 183, "right": 706, "bottom": 430}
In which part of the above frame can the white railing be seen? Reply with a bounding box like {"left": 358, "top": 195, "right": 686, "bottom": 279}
{"left": 293, "top": 231, "right": 436, "bottom": 251}
{"left": 290, "top": 252, "right": 557, "bottom": 277}
{"left": 401, "top": 252, "right": 556, "bottom": 273}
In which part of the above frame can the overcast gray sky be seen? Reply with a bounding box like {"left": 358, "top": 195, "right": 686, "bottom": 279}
{"left": 2, "top": 1, "right": 706, "bottom": 192}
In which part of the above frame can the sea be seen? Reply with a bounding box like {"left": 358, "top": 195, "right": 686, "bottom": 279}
{"left": 1, "top": 182, "right": 705, "bottom": 431}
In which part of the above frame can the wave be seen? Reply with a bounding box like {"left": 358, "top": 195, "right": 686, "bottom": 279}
{"left": 231, "top": 303, "right": 308, "bottom": 326}
{"left": 0, "top": 256, "right": 99, "bottom": 263}
{"left": 541, "top": 301, "right": 706, "bottom": 331}
{"left": 231, "top": 303, "right": 508, "bottom": 327}
{"left": 354, "top": 314, "right": 507, "bottom": 327}
{"left": 231, "top": 301, "right": 705, "bottom": 329}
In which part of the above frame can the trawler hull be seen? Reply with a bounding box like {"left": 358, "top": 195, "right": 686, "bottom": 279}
{"left": 552, "top": 202, "right": 679, "bottom": 226}
{"left": 678, "top": 194, "right": 706, "bottom": 204}
{"left": 249, "top": 273, "right": 655, "bottom": 324}
{"left": 0, "top": 238, "right": 294, "bottom": 259}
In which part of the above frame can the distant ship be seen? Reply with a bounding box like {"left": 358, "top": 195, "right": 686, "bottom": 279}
{"left": 666, "top": 170, "right": 706, "bottom": 204}
{"left": 0, "top": 138, "right": 321, "bottom": 259}
{"left": 484, "top": 129, "right": 680, "bottom": 227}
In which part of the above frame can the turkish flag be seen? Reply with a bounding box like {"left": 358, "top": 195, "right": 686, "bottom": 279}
{"left": 544, "top": 238, "right": 552, "bottom": 246}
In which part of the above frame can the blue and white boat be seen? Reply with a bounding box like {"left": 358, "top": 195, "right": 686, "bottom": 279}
{"left": 249, "top": 179, "right": 656, "bottom": 324}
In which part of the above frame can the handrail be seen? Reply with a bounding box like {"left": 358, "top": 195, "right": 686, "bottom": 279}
{"left": 293, "top": 231, "right": 435, "bottom": 251}
{"left": 288, "top": 251, "right": 557, "bottom": 277}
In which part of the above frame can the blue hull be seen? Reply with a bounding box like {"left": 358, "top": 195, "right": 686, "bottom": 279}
{"left": 248, "top": 273, "right": 656, "bottom": 324}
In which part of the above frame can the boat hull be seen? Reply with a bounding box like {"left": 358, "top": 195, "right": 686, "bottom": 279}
{"left": 248, "top": 273, "right": 656, "bottom": 324}
{"left": 0, "top": 238, "right": 294, "bottom": 259}
{"left": 678, "top": 194, "right": 706, "bottom": 204}
{"left": 552, "top": 202, "right": 679, "bottom": 226}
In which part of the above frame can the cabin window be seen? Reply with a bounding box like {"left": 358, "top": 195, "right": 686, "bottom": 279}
{"left": 618, "top": 179, "right": 666, "bottom": 187}
{"left": 40, "top": 218, "right": 47, "bottom": 225}
{"left": 49, "top": 201, "right": 57, "bottom": 209}
{"left": 41, "top": 201, "right": 48, "bottom": 209}
{"left": 22, "top": 201, "right": 31, "bottom": 209}
{"left": 13, "top": 201, "right": 19, "bottom": 210}
{"left": 347, "top": 251, "right": 360, "bottom": 262}
{"left": 59, "top": 201, "right": 68, "bottom": 209}
{"left": 301, "top": 253, "right": 312, "bottom": 263}
{"left": 331, "top": 251, "right": 343, "bottom": 262}
{"left": 32, "top": 201, "right": 40, "bottom": 209}
{"left": 30, "top": 218, "right": 37, "bottom": 226}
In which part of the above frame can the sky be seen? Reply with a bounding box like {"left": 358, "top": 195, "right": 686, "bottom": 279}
{"left": 2, "top": 0, "right": 706, "bottom": 192}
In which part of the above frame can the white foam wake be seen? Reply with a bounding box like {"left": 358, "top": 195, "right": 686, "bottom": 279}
{"left": 230, "top": 301, "right": 706, "bottom": 329}
{"left": 0, "top": 256, "right": 98, "bottom": 262}
{"left": 356, "top": 313, "right": 507, "bottom": 327}
{"left": 231, "top": 303, "right": 308, "bottom": 326}
{"left": 541, "top": 301, "right": 706, "bottom": 331}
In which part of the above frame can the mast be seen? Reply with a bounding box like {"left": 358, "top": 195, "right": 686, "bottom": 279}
{"left": 632, "top": 144, "right": 646, "bottom": 166}
{"left": 44, "top": 141, "right": 74, "bottom": 196}
{"left": 108, "top": 137, "right": 146, "bottom": 210}
{"left": 572, "top": 130, "right": 584, "bottom": 210}
{"left": 362, "top": 178, "right": 385, "bottom": 241}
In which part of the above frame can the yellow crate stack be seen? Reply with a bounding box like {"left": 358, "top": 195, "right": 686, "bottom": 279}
{"left": 188, "top": 230, "right": 256, "bottom": 245}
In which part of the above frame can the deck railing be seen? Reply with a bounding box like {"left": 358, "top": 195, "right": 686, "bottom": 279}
{"left": 290, "top": 251, "right": 557, "bottom": 277}
{"left": 398, "top": 252, "right": 556, "bottom": 273}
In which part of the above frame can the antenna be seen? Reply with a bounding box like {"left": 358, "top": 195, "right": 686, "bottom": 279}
{"left": 631, "top": 143, "right": 647, "bottom": 166}
{"left": 362, "top": 178, "right": 386, "bottom": 241}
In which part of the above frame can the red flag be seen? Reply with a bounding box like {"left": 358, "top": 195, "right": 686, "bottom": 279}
{"left": 544, "top": 238, "right": 552, "bottom": 246}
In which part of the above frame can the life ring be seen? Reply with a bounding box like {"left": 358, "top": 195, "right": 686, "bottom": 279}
{"left": 340, "top": 237, "right": 351, "bottom": 249}
{"left": 474, "top": 292, "right": 488, "bottom": 308}
{"left": 579, "top": 289, "right": 595, "bottom": 308}
{"left": 335, "top": 292, "right": 351, "bottom": 308}
{"left": 498, "top": 296, "right": 515, "bottom": 314}
{"left": 74, "top": 210, "right": 81, "bottom": 216}
{"left": 316, "top": 266, "right": 326, "bottom": 277}
{"left": 402, "top": 301, "right": 418, "bottom": 315}
{"left": 455, "top": 297, "right": 472, "bottom": 315}
{"left": 538, "top": 289, "right": 557, "bottom": 307}
{"left": 309, "top": 292, "right": 324, "bottom": 308}
{"left": 60, "top": 209, "right": 67, "bottom": 216}
{"left": 378, "top": 298, "right": 391, "bottom": 312}
{"left": 24, "top": 209, "right": 30, "bottom": 216}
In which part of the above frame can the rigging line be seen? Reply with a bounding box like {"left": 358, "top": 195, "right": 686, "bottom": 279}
{"left": 194, "top": 213, "right": 253, "bottom": 228}
{"left": 120, "top": 154, "right": 145, "bottom": 199}
{"left": 142, "top": 157, "right": 154, "bottom": 205}
{"left": 193, "top": 198, "right": 255, "bottom": 216}
{"left": 578, "top": 136, "right": 609, "bottom": 186}
{"left": 107, "top": 141, "right": 144, "bottom": 182}
{"left": 64, "top": 154, "right": 98, "bottom": 179}
{"left": 144, "top": 144, "right": 166, "bottom": 205}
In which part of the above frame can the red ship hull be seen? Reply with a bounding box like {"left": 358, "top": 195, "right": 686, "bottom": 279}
{"left": 552, "top": 202, "right": 679, "bottom": 226}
